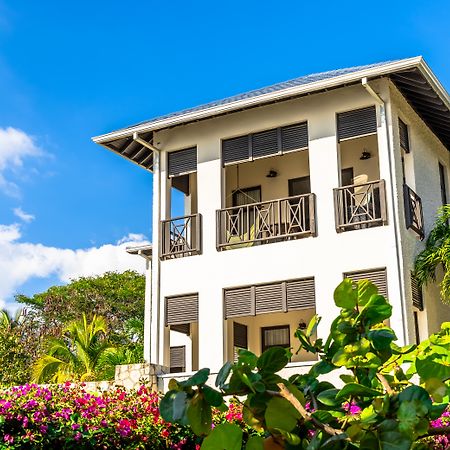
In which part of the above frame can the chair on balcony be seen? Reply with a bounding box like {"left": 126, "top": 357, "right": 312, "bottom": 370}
{"left": 225, "top": 223, "right": 257, "bottom": 250}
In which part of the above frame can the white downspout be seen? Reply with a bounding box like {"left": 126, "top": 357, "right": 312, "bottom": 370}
{"left": 361, "top": 78, "right": 409, "bottom": 345}
{"left": 133, "top": 133, "right": 162, "bottom": 364}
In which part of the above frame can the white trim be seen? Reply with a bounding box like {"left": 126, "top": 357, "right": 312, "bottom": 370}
{"left": 93, "top": 58, "right": 426, "bottom": 144}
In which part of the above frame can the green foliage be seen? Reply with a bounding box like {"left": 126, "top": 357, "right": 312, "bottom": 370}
{"left": 414, "top": 204, "right": 450, "bottom": 302}
{"left": 162, "top": 279, "right": 450, "bottom": 449}
{"left": 32, "top": 314, "right": 117, "bottom": 383}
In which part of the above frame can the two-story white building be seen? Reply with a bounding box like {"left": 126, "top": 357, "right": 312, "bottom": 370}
{"left": 93, "top": 57, "right": 450, "bottom": 382}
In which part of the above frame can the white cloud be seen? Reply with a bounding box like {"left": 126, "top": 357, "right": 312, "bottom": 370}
{"left": 0, "top": 224, "right": 150, "bottom": 310}
{"left": 13, "top": 207, "right": 35, "bottom": 223}
{"left": 0, "top": 127, "right": 43, "bottom": 197}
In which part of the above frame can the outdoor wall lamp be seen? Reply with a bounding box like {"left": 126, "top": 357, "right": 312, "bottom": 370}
{"left": 360, "top": 149, "right": 371, "bottom": 160}
{"left": 266, "top": 169, "right": 278, "bottom": 178}
{"left": 298, "top": 320, "right": 307, "bottom": 330}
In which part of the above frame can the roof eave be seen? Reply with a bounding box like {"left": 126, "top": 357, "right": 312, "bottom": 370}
{"left": 92, "top": 56, "right": 425, "bottom": 144}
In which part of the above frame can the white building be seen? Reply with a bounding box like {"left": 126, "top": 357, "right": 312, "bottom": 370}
{"left": 93, "top": 57, "right": 450, "bottom": 382}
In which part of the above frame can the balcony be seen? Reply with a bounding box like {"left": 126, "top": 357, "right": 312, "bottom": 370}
{"left": 333, "top": 180, "right": 387, "bottom": 232}
{"left": 403, "top": 184, "right": 424, "bottom": 240}
{"left": 216, "top": 193, "right": 316, "bottom": 250}
{"left": 161, "top": 214, "right": 202, "bottom": 260}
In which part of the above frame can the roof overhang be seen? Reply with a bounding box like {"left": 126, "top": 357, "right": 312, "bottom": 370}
{"left": 126, "top": 244, "right": 153, "bottom": 259}
{"left": 93, "top": 56, "right": 450, "bottom": 169}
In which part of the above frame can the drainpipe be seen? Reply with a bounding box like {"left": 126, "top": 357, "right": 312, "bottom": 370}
{"left": 361, "top": 78, "right": 409, "bottom": 345}
{"left": 132, "top": 132, "right": 162, "bottom": 365}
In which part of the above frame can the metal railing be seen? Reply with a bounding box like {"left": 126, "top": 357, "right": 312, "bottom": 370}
{"left": 161, "top": 214, "right": 202, "bottom": 259}
{"left": 403, "top": 184, "right": 424, "bottom": 240}
{"left": 334, "top": 180, "right": 387, "bottom": 232}
{"left": 216, "top": 193, "right": 316, "bottom": 250}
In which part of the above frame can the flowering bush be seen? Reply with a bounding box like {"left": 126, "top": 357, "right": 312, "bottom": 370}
{"left": 0, "top": 383, "right": 259, "bottom": 449}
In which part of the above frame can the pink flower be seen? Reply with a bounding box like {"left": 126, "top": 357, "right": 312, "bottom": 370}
{"left": 39, "top": 424, "right": 48, "bottom": 434}
{"left": 4, "top": 434, "right": 13, "bottom": 444}
{"left": 343, "top": 401, "right": 362, "bottom": 415}
{"left": 72, "top": 423, "right": 80, "bottom": 430}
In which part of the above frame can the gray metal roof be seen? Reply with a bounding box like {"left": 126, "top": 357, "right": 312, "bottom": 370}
{"left": 115, "top": 60, "right": 401, "bottom": 134}
{"left": 93, "top": 57, "right": 450, "bottom": 169}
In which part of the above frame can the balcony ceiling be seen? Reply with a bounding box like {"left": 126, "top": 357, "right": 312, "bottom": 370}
{"left": 93, "top": 57, "right": 450, "bottom": 171}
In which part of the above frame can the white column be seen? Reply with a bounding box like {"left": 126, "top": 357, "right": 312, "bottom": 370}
{"left": 143, "top": 258, "right": 152, "bottom": 362}
{"left": 196, "top": 140, "right": 224, "bottom": 372}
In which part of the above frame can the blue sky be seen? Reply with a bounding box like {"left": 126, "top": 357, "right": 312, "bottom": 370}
{"left": 0, "top": 0, "right": 449, "bottom": 309}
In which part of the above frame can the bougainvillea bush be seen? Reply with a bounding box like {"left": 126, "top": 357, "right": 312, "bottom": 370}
{"left": 0, "top": 383, "right": 257, "bottom": 449}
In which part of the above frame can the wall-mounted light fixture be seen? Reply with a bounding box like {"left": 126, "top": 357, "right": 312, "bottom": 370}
{"left": 298, "top": 320, "right": 307, "bottom": 330}
{"left": 360, "top": 149, "right": 371, "bottom": 160}
{"left": 266, "top": 169, "right": 278, "bottom": 178}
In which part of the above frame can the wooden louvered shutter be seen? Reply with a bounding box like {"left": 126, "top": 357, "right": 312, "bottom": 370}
{"left": 222, "top": 136, "right": 250, "bottom": 165}
{"left": 168, "top": 147, "right": 197, "bottom": 177}
{"left": 399, "top": 119, "right": 410, "bottom": 153}
{"left": 233, "top": 322, "right": 248, "bottom": 349}
{"left": 165, "top": 294, "right": 199, "bottom": 325}
{"left": 224, "top": 287, "right": 254, "bottom": 318}
{"left": 170, "top": 346, "right": 186, "bottom": 372}
{"left": 252, "top": 128, "right": 279, "bottom": 159}
{"left": 286, "top": 278, "right": 315, "bottom": 311}
{"left": 170, "top": 323, "right": 191, "bottom": 335}
{"left": 411, "top": 273, "right": 424, "bottom": 311}
{"left": 337, "top": 106, "right": 377, "bottom": 142}
{"left": 344, "top": 268, "right": 388, "bottom": 298}
{"left": 255, "top": 282, "right": 284, "bottom": 314}
{"left": 281, "top": 122, "right": 309, "bottom": 153}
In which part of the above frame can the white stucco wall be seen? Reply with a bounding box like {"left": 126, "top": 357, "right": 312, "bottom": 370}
{"left": 147, "top": 79, "right": 436, "bottom": 372}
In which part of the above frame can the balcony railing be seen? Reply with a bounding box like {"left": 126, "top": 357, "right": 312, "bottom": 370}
{"left": 161, "top": 214, "right": 202, "bottom": 260}
{"left": 403, "top": 184, "right": 424, "bottom": 240}
{"left": 216, "top": 193, "right": 316, "bottom": 250}
{"left": 334, "top": 180, "right": 387, "bottom": 232}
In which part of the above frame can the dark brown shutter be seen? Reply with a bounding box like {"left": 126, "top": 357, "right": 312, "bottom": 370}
{"left": 399, "top": 119, "right": 410, "bottom": 153}
{"left": 233, "top": 322, "right": 248, "bottom": 349}
{"left": 165, "top": 294, "right": 199, "bottom": 325}
{"left": 222, "top": 136, "right": 250, "bottom": 165}
{"left": 168, "top": 147, "right": 197, "bottom": 177}
{"left": 170, "top": 323, "right": 191, "bottom": 335}
{"left": 224, "top": 287, "right": 254, "bottom": 318}
{"left": 411, "top": 273, "right": 424, "bottom": 311}
{"left": 286, "top": 278, "right": 315, "bottom": 310}
{"left": 337, "top": 106, "right": 377, "bottom": 142}
{"left": 252, "top": 128, "right": 279, "bottom": 159}
{"left": 344, "top": 268, "right": 388, "bottom": 298}
{"left": 281, "top": 122, "right": 308, "bottom": 152}
{"left": 255, "top": 282, "right": 284, "bottom": 314}
{"left": 170, "top": 346, "right": 186, "bottom": 372}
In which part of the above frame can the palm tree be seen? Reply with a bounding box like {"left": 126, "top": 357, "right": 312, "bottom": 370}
{"left": 414, "top": 205, "right": 450, "bottom": 301}
{"left": 32, "top": 314, "right": 117, "bottom": 383}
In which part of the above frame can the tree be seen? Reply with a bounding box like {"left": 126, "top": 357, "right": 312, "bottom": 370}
{"left": 415, "top": 205, "right": 450, "bottom": 302}
{"left": 16, "top": 270, "right": 145, "bottom": 343}
{"left": 33, "top": 314, "right": 117, "bottom": 383}
{"left": 161, "top": 280, "right": 450, "bottom": 449}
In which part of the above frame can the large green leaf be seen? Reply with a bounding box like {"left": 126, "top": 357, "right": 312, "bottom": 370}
{"left": 368, "top": 328, "right": 397, "bottom": 351}
{"left": 181, "top": 368, "right": 210, "bottom": 387}
{"left": 159, "top": 390, "right": 178, "bottom": 422}
{"left": 398, "top": 385, "right": 432, "bottom": 411}
{"left": 201, "top": 423, "right": 243, "bottom": 450}
{"left": 216, "top": 361, "right": 232, "bottom": 388}
{"left": 336, "top": 383, "right": 382, "bottom": 400}
{"left": 356, "top": 280, "right": 379, "bottom": 306}
{"left": 334, "top": 279, "right": 357, "bottom": 309}
{"left": 358, "top": 295, "right": 392, "bottom": 325}
{"left": 245, "top": 435, "right": 264, "bottom": 450}
{"left": 202, "top": 385, "right": 223, "bottom": 407}
{"left": 265, "top": 396, "right": 300, "bottom": 432}
{"left": 416, "top": 354, "right": 450, "bottom": 381}
{"left": 187, "top": 393, "right": 212, "bottom": 436}
{"left": 317, "top": 389, "right": 341, "bottom": 407}
{"left": 257, "top": 347, "right": 289, "bottom": 374}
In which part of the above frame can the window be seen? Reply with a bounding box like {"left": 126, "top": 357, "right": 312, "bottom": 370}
{"left": 232, "top": 186, "right": 261, "bottom": 207}
{"left": 439, "top": 163, "right": 448, "bottom": 206}
{"left": 233, "top": 322, "right": 248, "bottom": 361}
{"left": 413, "top": 312, "right": 420, "bottom": 345}
{"left": 399, "top": 119, "right": 410, "bottom": 153}
{"left": 170, "top": 346, "right": 186, "bottom": 373}
{"left": 261, "top": 325, "right": 290, "bottom": 352}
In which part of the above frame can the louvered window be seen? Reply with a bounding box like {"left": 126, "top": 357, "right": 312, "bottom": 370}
{"left": 255, "top": 283, "right": 284, "bottom": 315}
{"left": 224, "top": 287, "right": 254, "bottom": 318}
{"left": 224, "top": 277, "right": 315, "bottom": 319}
{"left": 337, "top": 106, "right": 377, "bottom": 142}
{"left": 170, "top": 323, "right": 191, "bottom": 335}
{"left": 222, "top": 122, "right": 308, "bottom": 165}
{"left": 411, "top": 273, "right": 424, "bottom": 311}
{"left": 399, "top": 119, "right": 410, "bottom": 153}
{"left": 168, "top": 147, "right": 197, "bottom": 177}
{"left": 261, "top": 325, "right": 290, "bottom": 352}
{"left": 233, "top": 322, "right": 248, "bottom": 349}
{"left": 165, "top": 294, "right": 199, "bottom": 325}
{"left": 344, "top": 268, "right": 388, "bottom": 298}
{"left": 439, "top": 163, "right": 448, "bottom": 206}
{"left": 170, "top": 346, "right": 186, "bottom": 373}
{"left": 286, "top": 278, "right": 316, "bottom": 310}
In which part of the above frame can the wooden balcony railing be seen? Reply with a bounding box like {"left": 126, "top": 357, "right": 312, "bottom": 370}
{"left": 403, "top": 184, "right": 424, "bottom": 240}
{"left": 161, "top": 214, "right": 202, "bottom": 260}
{"left": 333, "top": 180, "right": 387, "bottom": 232}
{"left": 216, "top": 193, "right": 316, "bottom": 250}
